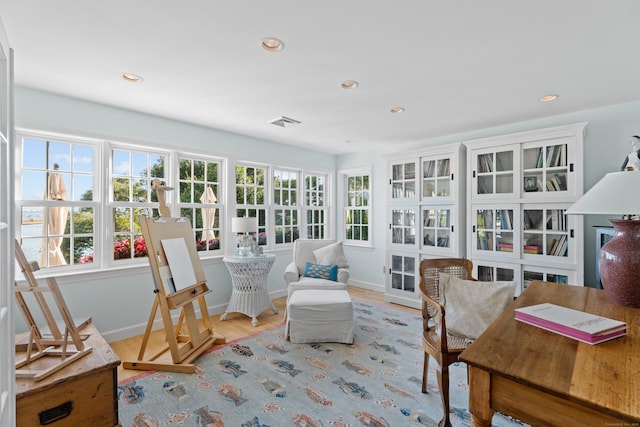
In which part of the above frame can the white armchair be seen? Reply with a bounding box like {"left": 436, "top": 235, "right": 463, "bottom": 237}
{"left": 284, "top": 239, "right": 349, "bottom": 297}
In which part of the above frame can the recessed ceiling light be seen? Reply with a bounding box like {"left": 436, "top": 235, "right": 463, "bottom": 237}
{"left": 122, "top": 73, "right": 143, "bottom": 83}
{"left": 261, "top": 37, "right": 284, "bottom": 52}
{"left": 341, "top": 80, "right": 359, "bottom": 89}
{"left": 390, "top": 107, "right": 405, "bottom": 114}
{"left": 538, "top": 94, "right": 558, "bottom": 102}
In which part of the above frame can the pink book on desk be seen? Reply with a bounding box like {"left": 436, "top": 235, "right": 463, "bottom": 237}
{"left": 514, "top": 303, "right": 627, "bottom": 345}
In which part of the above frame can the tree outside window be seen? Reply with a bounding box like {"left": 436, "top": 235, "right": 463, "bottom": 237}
{"left": 236, "top": 164, "right": 267, "bottom": 245}
{"left": 305, "top": 174, "right": 326, "bottom": 239}
{"left": 111, "top": 149, "right": 165, "bottom": 261}
{"left": 178, "top": 157, "right": 222, "bottom": 253}
{"left": 18, "top": 134, "right": 96, "bottom": 267}
{"left": 273, "top": 168, "right": 299, "bottom": 244}
{"left": 343, "top": 169, "right": 371, "bottom": 245}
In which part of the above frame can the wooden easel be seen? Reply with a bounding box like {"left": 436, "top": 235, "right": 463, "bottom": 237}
{"left": 14, "top": 240, "right": 93, "bottom": 382}
{"left": 123, "top": 215, "right": 225, "bottom": 373}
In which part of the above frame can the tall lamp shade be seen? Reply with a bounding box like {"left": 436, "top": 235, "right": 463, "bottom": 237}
{"left": 565, "top": 170, "right": 640, "bottom": 307}
{"left": 231, "top": 217, "right": 258, "bottom": 234}
{"left": 231, "top": 217, "right": 258, "bottom": 255}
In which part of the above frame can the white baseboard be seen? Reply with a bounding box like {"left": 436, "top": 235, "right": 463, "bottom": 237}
{"left": 347, "top": 279, "right": 384, "bottom": 293}
{"left": 103, "top": 289, "right": 288, "bottom": 343}
{"left": 102, "top": 284, "right": 381, "bottom": 343}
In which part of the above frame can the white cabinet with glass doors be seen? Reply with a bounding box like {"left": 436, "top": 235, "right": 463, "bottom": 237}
{"left": 465, "top": 123, "right": 586, "bottom": 294}
{"left": 385, "top": 143, "right": 466, "bottom": 308}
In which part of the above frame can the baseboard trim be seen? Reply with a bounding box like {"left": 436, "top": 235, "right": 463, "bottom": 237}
{"left": 103, "top": 289, "right": 288, "bottom": 342}
{"left": 103, "top": 284, "right": 381, "bottom": 342}
{"left": 347, "top": 279, "right": 384, "bottom": 293}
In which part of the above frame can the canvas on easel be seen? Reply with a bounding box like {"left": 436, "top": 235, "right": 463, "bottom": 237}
{"left": 14, "top": 240, "right": 93, "bottom": 382}
{"left": 123, "top": 215, "right": 225, "bottom": 373}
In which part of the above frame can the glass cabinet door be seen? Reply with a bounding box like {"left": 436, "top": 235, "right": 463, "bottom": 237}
{"left": 476, "top": 262, "right": 516, "bottom": 282}
{"left": 522, "top": 206, "right": 571, "bottom": 259}
{"left": 523, "top": 266, "right": 575, "bottom": 290}
{"left": 390, "top": 253, "right": 416, "bottom": 295}
{"left": 522, "top": 139, "right": 571, "bottom": 196}
{"left": 390, "top": 161, "right": 417, "bottom": 199}
{"left": 475, "top": 261, "right": 521, "bottom": 294}
{"left": 473, "top": 207, "right": 516, "bottom": 255}
{"left": 422, "top": 207, "right": 451, "bottom": 249}
{"left": 474, "top": 148, "right": 514, "bottom": 197}
{"left": 422, "top": 157, "right": 452, "bottom": 199}
{"left": 390, "top": 208, "right": 416, "bottom": 248}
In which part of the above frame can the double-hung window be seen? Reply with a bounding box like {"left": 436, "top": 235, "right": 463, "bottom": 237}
{"left": 304, "top": 172, "right": 327, "bottom": 239}
{"left": 18, "top": 132, "right": 98, "bottom": 268}
{"left": 16, "top": 129, "right": 336, "bottom": 273}
{"left": 110, "top": 147, "right": 166, "bottom": 261}
{"left": 178, "top": 156, "right": 223, "bottom": 253}
{"left": 273, "top": 168, "right": 299, "bottom": 244}
{"left": 235, "top": 163, "right": 267, "bottom": 245}
{"left": 341, "top": 167, "right": 371, "bottom": 246}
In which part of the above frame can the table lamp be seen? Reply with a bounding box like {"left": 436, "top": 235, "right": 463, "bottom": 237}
{"left": 565, "top": 169, "right": 640, "bottom": 307}
{"left": 231, "top": 217, "right": 258, "bottom": 255}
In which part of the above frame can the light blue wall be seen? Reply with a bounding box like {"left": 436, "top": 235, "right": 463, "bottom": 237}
{"left": 14, "top": 87, "right": 337, "bottom": 341}
{"left": 338, "top": 100, "right": 640, "bottom": 292}
{"left": 15, "top": 85, "right": 640, "bottom": 340}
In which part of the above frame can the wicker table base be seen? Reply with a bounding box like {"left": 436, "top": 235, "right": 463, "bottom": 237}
{"left": 222, "top": 253, "right": 277, "bottom": 326}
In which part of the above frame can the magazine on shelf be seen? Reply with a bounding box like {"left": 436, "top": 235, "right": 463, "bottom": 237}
{"left": 514, "top": 303, "right": 627, "bottom": 344}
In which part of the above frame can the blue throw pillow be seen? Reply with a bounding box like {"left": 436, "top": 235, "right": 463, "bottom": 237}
{"left": 303, "top": 262, "right": 338, "bottom": 281}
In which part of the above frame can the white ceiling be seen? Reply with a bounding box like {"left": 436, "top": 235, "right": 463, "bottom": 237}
{"left": 1, "top": 1, "right": 640, "bottom": 155}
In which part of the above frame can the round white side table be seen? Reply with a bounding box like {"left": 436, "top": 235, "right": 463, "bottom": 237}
{"left": 221, "top": 253, "right": 278, "bottom": 326}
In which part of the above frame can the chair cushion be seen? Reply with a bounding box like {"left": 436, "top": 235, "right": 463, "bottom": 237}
{"left": 439, "top": 272, "right": 516, "bottom": 341}
{"left": 303, "top": 262, "right": 338, "bottom": 281}
{"left": 312, "top": 241, "right": 349, "bottom": 268}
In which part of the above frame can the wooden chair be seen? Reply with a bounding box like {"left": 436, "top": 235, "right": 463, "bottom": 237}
{"left": 419, "top": 258, "right": 474, "bottom": 427}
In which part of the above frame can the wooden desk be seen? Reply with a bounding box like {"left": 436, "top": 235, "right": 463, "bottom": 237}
{"left": 459, "top": 280, "right": 640, "bottom": 426}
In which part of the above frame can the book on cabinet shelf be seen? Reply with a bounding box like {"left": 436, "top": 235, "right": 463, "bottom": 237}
{"left": 545, "top": 145, "right": 567, "bottom": 168}
{"left": 546, "top": 210, "right": 566, "bottom": 231}
{"left": 497, "top": 243, "right": 513, "bottom": 252}
{"left": 515, "top": 303, "right": 626, "bottom": 345}
{"left": 547, "top": 235, "right": 568, "bottom": 256}
{"left": 478, "top": 154, "right": 494, "bottom": 173}
{"left": 437, "top": 159, "right": 450, "bottom": 177}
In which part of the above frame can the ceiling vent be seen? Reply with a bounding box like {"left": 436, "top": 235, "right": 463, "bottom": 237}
{"left": 269, "top": 116, "right": 301, "bottom": 128}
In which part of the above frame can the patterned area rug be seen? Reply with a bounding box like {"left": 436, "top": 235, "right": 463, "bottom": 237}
{"left": 118, "top": 300, "right": 526, "bottom": 427}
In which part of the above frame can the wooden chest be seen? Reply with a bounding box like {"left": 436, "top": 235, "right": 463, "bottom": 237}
{"left": 16, "top": 323, "right": 121, "bottom": 427}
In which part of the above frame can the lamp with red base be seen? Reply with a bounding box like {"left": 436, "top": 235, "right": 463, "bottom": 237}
{"left": 565, "top": 169, "right": 640, "bottom": 307}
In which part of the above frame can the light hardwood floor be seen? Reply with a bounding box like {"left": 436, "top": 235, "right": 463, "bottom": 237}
{"left": 110, "top": 286, "right": 418, "bottom": 382}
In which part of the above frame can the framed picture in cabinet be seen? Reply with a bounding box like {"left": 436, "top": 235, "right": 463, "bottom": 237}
{"left": 524, "top": 175, "right": 539, "bottom": 192}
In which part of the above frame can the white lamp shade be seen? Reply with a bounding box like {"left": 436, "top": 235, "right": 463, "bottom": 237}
{"left": 231, "top": 217, "right": 258, "bottom": 233}
{"left": 565, "top": 170, "right": 640, "bottom": 216}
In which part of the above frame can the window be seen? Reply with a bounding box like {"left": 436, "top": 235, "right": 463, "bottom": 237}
{"left": 273, "top": 168, "right": 299, "bottom": 244}
{"left": 16, "top": 128, "right": 335, "bottom": 274}
{"left": 178, "top": 156, "right": 223, "bottom": 253}
{"left": 235, "top": 164, "right": 267, "bottom": 245}
{"left": 342, "top": 168, "right": 371, "bottom": 246}
{"left": 111, "top": 147, "right": 166, "bottom": 261}
{"left": 304, "top": 173, "right": 327, "bottom": 239}
{"left": 18, "top": 133, "right": 98, "bottom": 268}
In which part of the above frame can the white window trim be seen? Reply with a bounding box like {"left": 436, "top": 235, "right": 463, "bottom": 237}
{"left": 302, "top": 169, "right": 331, "bottom": 240}
{"left": 272, "top": 166, "right": 301, "bottom": 246}
{"left": 14, "top": 128, "right": 337, "bottom": 281}
{"left": 175, "top": 153, "right": 226, "bottom": 256}
{"left": 339, "top": 166, "right": 373, "bottom": 248}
